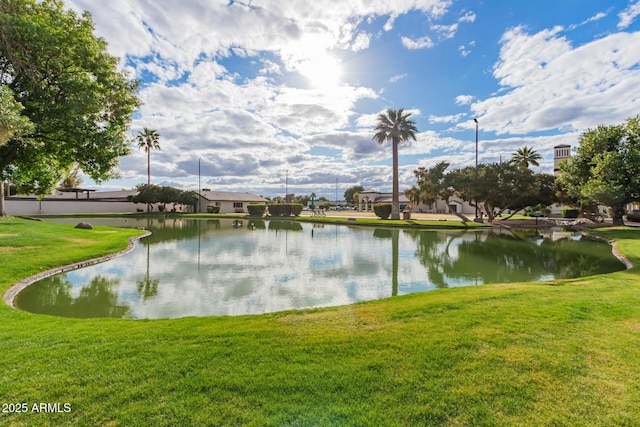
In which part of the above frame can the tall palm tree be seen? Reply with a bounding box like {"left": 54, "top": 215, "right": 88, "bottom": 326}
{"left": 511, "top": 146, "right": 542, "bottom": 168}
{"left": 136, "top": 128, "right": 161, "bottom": 184}
{"left": 373, "top": 108, "right": 418, "bottom": 220}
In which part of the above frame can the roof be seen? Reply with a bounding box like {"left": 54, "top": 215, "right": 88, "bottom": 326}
{"left": 375, "top": 195, "right": 411, "bottom": 203}
{"left": 199, "top": 191, "right": 268, "bottom": 203}
{"left": 358, "top": 190, "right": 410, "bottom": 203}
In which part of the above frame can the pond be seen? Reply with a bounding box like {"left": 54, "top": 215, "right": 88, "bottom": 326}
{"left": 14, "top": 218, "right": 625, "bottom": 319}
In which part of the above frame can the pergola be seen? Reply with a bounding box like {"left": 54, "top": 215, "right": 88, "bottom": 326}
{"left": 57, "top": 187, "right": 96, "bottom": 199}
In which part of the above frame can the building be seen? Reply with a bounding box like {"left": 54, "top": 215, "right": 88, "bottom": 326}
{"left": 5, "top": 190, "right": 141, "bottom": 215}
{"left": 197, "top": 190, "right": 267, "bottom": 214}
{"left": 553, "top": 144, "right": 571, "bottom": 174}
{"left": 5, "top": 188, "right": 267, "bottom": 215}
{"left": 356, "top": 189, "right": 477, "bottom": 215}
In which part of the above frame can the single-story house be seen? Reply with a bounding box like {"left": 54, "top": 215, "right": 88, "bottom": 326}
{"left": 197, "top": 190, "right": 268, "bottom": 214}
{"left": 356, "top": 189, "right": 477, "bottom": 215}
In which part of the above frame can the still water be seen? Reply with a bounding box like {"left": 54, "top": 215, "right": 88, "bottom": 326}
{"left": 15, "top": 218, "right": 625, "bottom": 319}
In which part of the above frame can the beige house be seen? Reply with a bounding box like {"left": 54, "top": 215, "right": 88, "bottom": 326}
{"left": 197, "top": 190, "right": 267, "bottom": 214}
{"left": 357, "top": 189, "right": 477, "bottom": 215}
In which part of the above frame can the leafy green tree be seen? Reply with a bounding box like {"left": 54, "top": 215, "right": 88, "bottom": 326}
{"left": 0, "top": 85, "right": 33, "bottom": 214}
{"left": 59, "top": 164, "right": 83, "bottom": 189}
{"left": 447, "top": 162, "right": 556, "bottom": 222}
{"left": 0, "top": 0, "right": 140, "bottom": 215}
{"left": 136, "top": 128, "right": 161, "bottom": 185}
{"left": 405, "top": 162, "right": 452, "bottom": 211}
{"left": 373, "top": 108, "right": 418, "bottom": 220}
{"left": 0, "top": 85, "right": 32, "bottom": 146}
{"left": 558, "top": 116, "right": 640, "bottom": 225}
{"left": 130, "top": 184, "right": 197, "bottom": 212}
{"left": 511, "top": 146, "right": 542, "bottom": 168}
{"left": 344, "top": 185, "right": 364, "bottom": 204}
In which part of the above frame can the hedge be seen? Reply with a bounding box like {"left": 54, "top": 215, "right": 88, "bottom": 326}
{"left": 373, "top": 203, "right": 392, "bottom": 219}
{"left": 247, "top": 204, "right": 267, "bottom": 217}
{"left": 206, "top": 205, "right": 220, "bottom": 213}
{"left": 561, "top": 207, "right": 580, "bottom": 218}
{"left": 267, "top": 203, "right": 303, "bottom": 217}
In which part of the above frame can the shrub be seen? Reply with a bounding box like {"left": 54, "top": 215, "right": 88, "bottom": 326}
{"left": 290, "top": 204, "right": 303, "bottom": 216}
{"left": 247, "top": 204, "right": 267, "bottom": 217}
{"left": 206, "top": 205, "right": 220, "bottom": 214}
{"left": 374, "top": 203, "right": 392, "bottom": 219}
{"left": 267, "top": 203, "right": 304, "bottom": 216}
{"left": 561, "top": 207, "right": 580, "bottom": 218}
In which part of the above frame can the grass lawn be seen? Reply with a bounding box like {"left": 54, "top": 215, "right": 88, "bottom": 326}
{"left": 1, "top": 217, "right": 640, "bottom": 426}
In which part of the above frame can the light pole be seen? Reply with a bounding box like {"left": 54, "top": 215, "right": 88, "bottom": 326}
{"left": 474, "top": 118, "right": 480, "bottom": 222}
{"left": 285, "top": 169, "right": 288, "bottom": 203}
{"left": 335, "top": 177, "right": 338, "bottom": 207}
{"left": 198, "top": 157, "right": 201, "bottom": 213}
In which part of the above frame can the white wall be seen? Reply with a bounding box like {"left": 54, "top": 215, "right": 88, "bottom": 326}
{"left": 5, "top": 199, "right": 148, "bottom": 215}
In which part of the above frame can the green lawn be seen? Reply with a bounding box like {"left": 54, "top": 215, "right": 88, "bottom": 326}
{"left": 1, "top": 217, "right": 640, "bottom": 426}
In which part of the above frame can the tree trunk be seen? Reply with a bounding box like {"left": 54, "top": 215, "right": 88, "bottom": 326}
{"left": 391, "top": 138, "right": 400, "bottom": 220}
{"left": 611, "top": 203, "right": 625, "bottom": 226}
{"left": 0, "top": 181, "right": 6, "bottom": 216}
{"left": 484, "top": 204, "right": 495, "bottom": 223}
{"left": 147, "top": 150, "right": 151, "bottom": 212}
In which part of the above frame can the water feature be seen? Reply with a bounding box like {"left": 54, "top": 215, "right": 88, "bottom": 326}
{"left": 14, "top": 218, "right": 625, "bottom": 319}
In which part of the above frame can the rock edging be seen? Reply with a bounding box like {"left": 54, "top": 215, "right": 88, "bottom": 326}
{"left": 2, "top": 230, "right": 151, "bottom": 309}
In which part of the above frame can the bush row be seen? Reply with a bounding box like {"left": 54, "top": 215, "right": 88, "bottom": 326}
{"left": 266, "top": 203, "right": 304, "bottom": 217}
{"left": 247, "top": 204, "right": 267, "bottom": 216}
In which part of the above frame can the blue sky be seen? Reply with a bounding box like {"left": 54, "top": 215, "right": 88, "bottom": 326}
{"left": 66, "top": 0, "right": 640, "bottom": 200}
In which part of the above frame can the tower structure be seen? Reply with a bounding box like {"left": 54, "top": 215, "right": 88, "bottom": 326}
{"left": 553, "top": 144, "right": 571, "bottom": 174}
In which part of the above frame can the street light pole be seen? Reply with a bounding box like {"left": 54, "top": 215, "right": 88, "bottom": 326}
{"left": 474, "top": 118, "right": 480, "bottom": 222}
{"left": 198, "top": 157, "right": 201, "bottom": 213}
{"left": 285, "top": 170, "right": 288, "bottom": 203}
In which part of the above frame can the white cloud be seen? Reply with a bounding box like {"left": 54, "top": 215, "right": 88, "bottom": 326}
{"left": 455, "top": 95, "right": 474, "bottom": 105}
{"left": 429, "top": 114, "right": 465, "bottom": 124}
{"left": 390, "top": 73, "right": 408, "bottom": 83}
{"left": 431, "top": 23, "right": 458, "bottom": 40}
{"left": 618, "top": 1, "right": 640, "bottom": 29}
{"left": 401, "top": 35, "right": 435, "bottom": 49}
{"left": 472, "top": 27, "right": 640, "bottom": 135}
{"left": 459, "top": 11, "right": 476, "bottom": 23}
{"left": 459, "top": 45, "right": 471, "bottom": 57}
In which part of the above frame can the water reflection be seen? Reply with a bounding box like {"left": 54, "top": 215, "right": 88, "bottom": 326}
{"left": 15, "top": 219, "right": 625, "bottom": 319}
{"left": 17, "top": 275, "right": 130, "bottom": 318}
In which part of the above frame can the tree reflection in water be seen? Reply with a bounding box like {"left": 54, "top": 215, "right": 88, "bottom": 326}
{"left": 405, "top": 229, "right": 624, "bottom": 288}
{"left": 16, "top": 275, "right": 130, "bottom": 318}
{"left": 16, "top": 218, "right": 626, "bottom": 319}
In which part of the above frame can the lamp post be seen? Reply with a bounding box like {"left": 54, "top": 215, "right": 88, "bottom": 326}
{"left": 285, "top": 169, "right": 288, "bottom": 203}
{"left": 198, "top": 157, "right": 201, "bottom": 213}
{"left": 474, "top": 119, "right": 479, "bottom": 219}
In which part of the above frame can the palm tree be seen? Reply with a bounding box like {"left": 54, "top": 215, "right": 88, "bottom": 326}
{"left": 373, "top": 108, "right": 418, "bottom": 220}
{"left": 511, "top": 146, "right": 542, "bottom": 168}
{"left": 136, "top": 128, "right": 161, "bottom": 184}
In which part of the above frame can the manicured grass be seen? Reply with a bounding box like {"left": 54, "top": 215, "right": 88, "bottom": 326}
{"left": 2, "top": 217, "right": 640, "bottom": 425}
